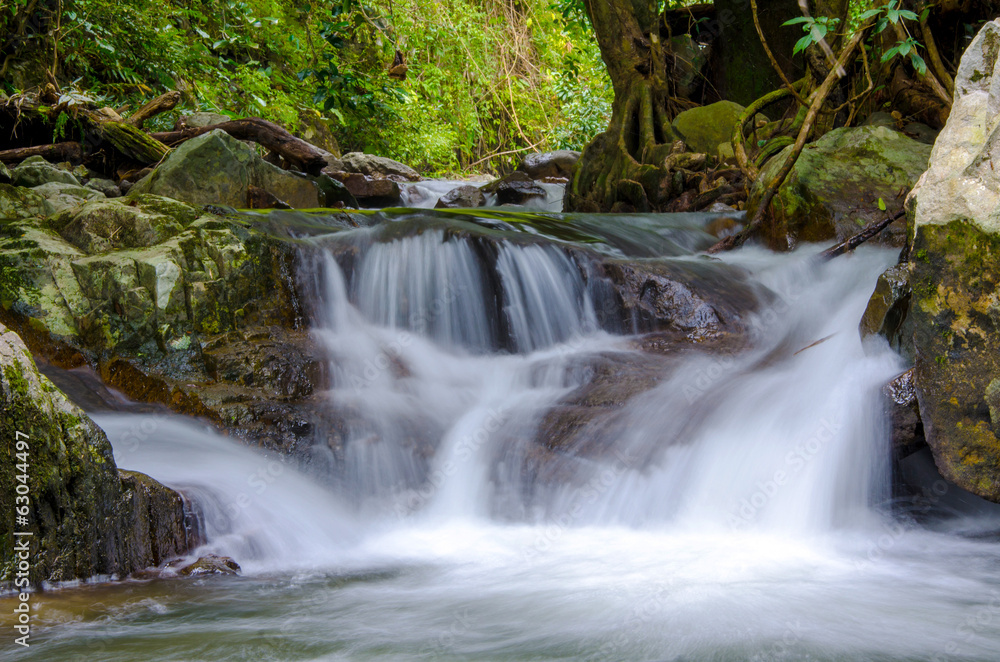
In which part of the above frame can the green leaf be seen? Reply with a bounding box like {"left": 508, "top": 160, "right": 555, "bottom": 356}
{"left": 878, "top": 197, "right": 887, "bottom": 211}
{"left": 881, "top": 45, "right": 900, "bottom": 63}
{"left": 858, "top": 8, "right": 881, "bottom": 20}
{"left": 898, "top": 40, "right": 912, "bottom": 57}
{"left": 899, "top": 9, "right": 919, "bottom": 21}
{"left": 911, "top": 53, "right": 927, "bottom": 76}
{"left": 782, "top": 16, "right": 811, "bottom": 26}
{"left": 195, "top": 27, "right": 210, "bottom": 39}
{"left": 793, "top": 34, "right": 813, "bottom": 56}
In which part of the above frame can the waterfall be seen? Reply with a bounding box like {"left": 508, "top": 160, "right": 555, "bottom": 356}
{"left": 78, "top": 221, "right": 1000, "bottom": 662}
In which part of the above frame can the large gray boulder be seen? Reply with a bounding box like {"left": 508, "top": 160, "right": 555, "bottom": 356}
{"left": 904, "top": 18, "right": 1000, "bottom": 502}
{"left": 130, "top": 130, "right": 320, "bottom": 209}
{"left": 0, "top": 322, "right": 197, "bottom": 587}
{"left": 435, "top": 184, "right": 486, "bottom": 209}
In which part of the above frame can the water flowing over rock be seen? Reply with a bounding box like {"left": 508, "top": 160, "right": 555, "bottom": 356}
{"left": 0, "top": 322, "right": 198, "bottom": 587}
{"left": 905, "top": 18, "right": 1000, "bottom": 502}
{"left": 749, "top": 125, "right": 931, "bottom": 250}
{"left": 130, "top": 129, "right": 320, "bottom": 209}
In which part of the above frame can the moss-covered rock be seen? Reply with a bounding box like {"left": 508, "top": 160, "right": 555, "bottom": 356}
{"left": 671, "top": 101, "right": 744, "bottom": 156}
{"left": 0, "top": 322, "right": 197, "bottom": 588}
{"left": 749, "top": 125, "right": 931, "bottom": 250}
{"left": 11, "top": 156, "right": 81, "bottom": 188}
{"left": 130, "top": 130, "right": 320, "bottom": 209}
{"left": 0, "top": 194, "right": 326, "bottom": 453}
{"left": 908, "top": 221, "right": 1000, "bottom": 500}
{"left": 0, "top": 184, "right": 53, "bottom": 221}
{"left": 904, "top": 19, "right": 1000, "bottom": 502}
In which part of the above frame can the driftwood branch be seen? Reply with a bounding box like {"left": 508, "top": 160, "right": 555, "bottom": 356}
{"left": 127, "top": 91, "right": 181, "bottom": 129}
{"left": 819, "top": 209, "right": 906, "bottom": 260}
{"left": 151, "top": 118, "right": 330, "bottom": 175}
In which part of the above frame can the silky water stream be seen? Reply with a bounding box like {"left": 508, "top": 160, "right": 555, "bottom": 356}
{"left": 6, "top": 208, "right": 1000, "bottom": 661}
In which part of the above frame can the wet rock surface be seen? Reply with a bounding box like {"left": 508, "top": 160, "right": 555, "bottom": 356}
{"left": 0, "top": 322, "right": 198, "bottom": 587}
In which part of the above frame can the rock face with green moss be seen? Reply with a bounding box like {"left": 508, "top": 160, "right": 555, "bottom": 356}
{"left": 904, "top": 19, "right": 1000, "bottom": 502}
{"left": 0, "top": 181, "right": 330, "bottom": 452}
{"left": 0, "top": 322, "right": 197, "bottom": 587}
{"left": 749, "top": 125, "right": 931, "bottom": 250}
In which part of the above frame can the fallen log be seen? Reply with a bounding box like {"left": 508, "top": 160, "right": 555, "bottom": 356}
{"left": 0, "top": 142, "right": 82, "bottom": 164}
{"left": 151, "top": 118, "right": 330, "bottom": 175}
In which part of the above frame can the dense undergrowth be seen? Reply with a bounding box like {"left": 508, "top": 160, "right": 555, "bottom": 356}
{"left": 1, "top": 0, "right": 613, "bottom": 175}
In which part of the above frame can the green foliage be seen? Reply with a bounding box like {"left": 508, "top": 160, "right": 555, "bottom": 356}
{"left": 3, "top": 0, "right": 610, "bottom": 176}
{"left": 783, "top": 15, "right": 841, "bottom": 56}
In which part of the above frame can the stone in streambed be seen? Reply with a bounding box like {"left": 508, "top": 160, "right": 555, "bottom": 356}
{"left": 517, "top": 150, "right": 580, "bottom": 181}
{"left": 483, "top": 171, "right": 546, "bottom": 205}
{"left": 435, "top": 184, "right": 486, "bottom": 209}
{"left": 11, "top": 155, "right": 81, "bottom": 188}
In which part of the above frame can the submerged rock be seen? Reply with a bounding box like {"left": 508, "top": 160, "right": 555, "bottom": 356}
{"left": 748, "top": 125, "right": 931, "bottom": 250}
{"left": 905, "top": 18, "right": 1000, "bottom": 502}
{"left": 0, "top": 322, "right": 198, "bottom": 587}
{"left": 130, "top": 130, "right": 320, "bottom": 209}
{"left": 176, "top": 554, "right": 241, "bottom": 576}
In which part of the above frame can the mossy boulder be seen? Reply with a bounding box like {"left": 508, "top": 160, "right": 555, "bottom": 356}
{"left": 0, "top": 184, "right": 53, "bottom": 221}
{"left": 0, "top": 322, "right": 197, "bottom": 587}
{"left": 671, "top": 101, "right": 744, "bottom": 155}
{"left": 749, "top": 125, "right": 931, "bottom": 250}
{"left": 11, "top": 156, "right": 80, "bottom": 188}
{"left": 904, "top": 19, "right": 1000, "bottom": 502}
{"left": 130, "top": 130, "right": 320, "bottom": 209}
{"left": 0, "top": 196, "right": 328, "bottom": 453}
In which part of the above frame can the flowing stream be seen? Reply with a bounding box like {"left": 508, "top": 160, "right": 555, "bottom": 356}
{"left": 5, "top": 209, "right": 1000, "bottom": 661}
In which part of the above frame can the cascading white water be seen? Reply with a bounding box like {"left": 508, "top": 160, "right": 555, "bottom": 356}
{"left": 20, "top": 221, "right": 1000, "bottom": 662}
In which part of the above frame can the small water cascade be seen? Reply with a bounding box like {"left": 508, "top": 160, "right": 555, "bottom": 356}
{"left": 19, "top": 210, "right": 1000, "bottom": 662}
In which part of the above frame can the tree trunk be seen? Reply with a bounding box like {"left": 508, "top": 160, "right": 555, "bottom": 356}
{"left": 564, "top": 1, "right": 685, "bottom": 213}
{"left": 711, "top": 0, "right": 803, "bottom": 106}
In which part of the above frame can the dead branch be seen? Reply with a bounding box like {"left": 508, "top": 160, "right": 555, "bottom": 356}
{"left": 819, "top": 209, "right": 906, "bottom": 260}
